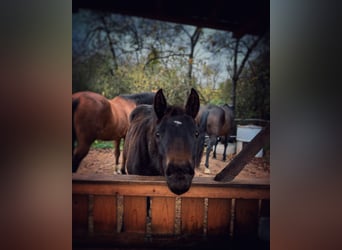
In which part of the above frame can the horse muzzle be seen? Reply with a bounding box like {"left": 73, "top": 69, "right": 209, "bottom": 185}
{"left": 165, "top": 162, "right": 195, "bottom": 195}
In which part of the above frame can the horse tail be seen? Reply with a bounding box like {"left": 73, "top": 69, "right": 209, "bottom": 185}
{"left": 199, "top": 109, "right": 209, "bottom": 133}
{"left": 223, "top": 104, "right": 235, "bottom": 142}
{"left": 72, "top": 98, "right": 80, "bottom": 153}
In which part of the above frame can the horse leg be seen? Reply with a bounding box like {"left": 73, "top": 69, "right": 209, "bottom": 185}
{"left": 72, "top": 142, "right": 91, "bottom": 172}
{"left": 121, "top": 140, "right": 127, "bottom": 175}
{"left": 213, "top": 137, "right": 219, "bottom": 159}
{"left": 204, "top": 136, "right": 216, "bottom": 174}
{"left": 222, "top": 135, "right": 228, "bottom": 161}
{"left": 113, "top": 139, "right": 121, "bottom": 174}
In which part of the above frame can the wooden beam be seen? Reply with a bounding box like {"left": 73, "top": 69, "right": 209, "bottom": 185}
{"left": 72, "top": 181, "right": 269, "bottom": 200}
{"left": 214, "top": 124, "right": 270, "bottom": 182}
{"left": 72, "top": 174, "right": 269, "bottom": 187}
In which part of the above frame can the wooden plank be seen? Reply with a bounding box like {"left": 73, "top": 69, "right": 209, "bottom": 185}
{"left": 93, "top": 195, "right": 116, "bottom": 233}
{"left": 215, "top": 124, "right": 270, "bottom": 182}
{"left": 181, "top": 198, "right": 204, "bottom": 235}
{"left": 73, "top": 174, "right": 270, "bottom": 187}
{"left": 234, "top": 199, "right": 259, "bottom": 239}
{"left": 260, "top": 199, "right": 270, "bottom": 217}
{"left": 123, "top": 196, "right": 147, "bottom": 233}
{"left": 73, "top": 182, "right": 269, "bottom": 199}
{"left": 72, "top": 194, "right": 88, "bottom": 234}
{"left": 258, "top": 199, "right": 270, "bottom": 241}
{"left": 151, "top": 197, "right": 175, "bottom": 234}
{"left": 73, "top": 232, "right": 235, "bottom": 249}
{"left": 207, "top": 198, "right": 231, "bottom": 235}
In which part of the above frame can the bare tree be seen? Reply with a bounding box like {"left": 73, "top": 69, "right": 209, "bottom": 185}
{"left": 205, "top": 31, "right": 266, "bottom": 113}
{"left": 228, "top": 35, "right": 264, "bottom": 112}
{"left": 183, "top": 26, "right": 202, "bottom": 87}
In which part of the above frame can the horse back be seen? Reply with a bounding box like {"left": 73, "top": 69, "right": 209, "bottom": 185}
{"left": 197, "top": 104, "right": 233, "bottom": 137}
{"left": 206, "top": 106, "right": 225, "bottom": 135}
{"left": 72, "top": 91, "right": 114, "bottom": 140}
{"left": 109, "top": 93, "right": 155, "bottom": 138}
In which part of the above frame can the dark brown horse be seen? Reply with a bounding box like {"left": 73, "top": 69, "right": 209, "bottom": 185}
{"left": 72, "top": 91, "right": 155, "bottom": 173}
{"left": 196, "top": 104, "right": 234, "bottom": 174}
{"left": 122, "top": 88, "right": 201, "bottom": 195}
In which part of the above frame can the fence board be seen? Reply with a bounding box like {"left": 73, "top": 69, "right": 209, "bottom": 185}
{"left": 93, "top": 195, "right": 116, "bottom": 233}
{"left": 181, "top": 198, "right": 204, "bottom": 235}
{"left": 72, "top": 174, "right": 270, "bottom": 247}
{"left": 260, "top": 199, "right": 270, "bottom": 217}
{"left": 123, "top": 196, "right": 147, "bottom": 233}
{"left": 72, "top": 194, "right": 88, "bottom": 234}
{"left": 234, "top": 199, "right": 259, "bottom": 239}
{"left": 72, "top": 175, "right": 269, "bottom": 199}
{"left": 258, "top": 199, "right": 270, "bottom": 241}
{"left": 207, "top": 198, "right": 231, "bottom": 235}
{"left": 151, "top": 197, "right": 175, "bottom": 234}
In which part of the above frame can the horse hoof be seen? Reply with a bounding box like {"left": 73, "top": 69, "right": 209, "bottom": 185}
{"left": 204, "top": 168, "right": 211, "bottom": 174}
{"left": 113, "top": 165, "right": 122, "bottom": 175}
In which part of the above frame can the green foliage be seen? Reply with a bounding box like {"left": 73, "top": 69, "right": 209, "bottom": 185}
{"left": 235, "top": 46, "right": 270, "bottom": 120}
{"left": 73, "top": 53, "right": 132, "bottom": 98}
{"left": 91, "top": 140, "right": 125, "bottom": 150}
{"left": 73, "top": 10, "right": 269, "bottom": 120}
{"left": 91, "top": 140, "right": 113, "bottom": 149}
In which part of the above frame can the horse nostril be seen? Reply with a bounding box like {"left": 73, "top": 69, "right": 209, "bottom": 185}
{"left": 166, "top": 162, "right": 195, "bottom": 177}
{"left": 166, "top": 163, "right": 195, "bottom": 195}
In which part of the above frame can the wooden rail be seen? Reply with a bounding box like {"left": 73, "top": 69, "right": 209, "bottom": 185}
{"left": 73, "top": 174, "right": 270, "bottom": 249}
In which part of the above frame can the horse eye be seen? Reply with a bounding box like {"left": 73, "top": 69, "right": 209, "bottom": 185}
{"left": 155, "top": 131, "right": 160, "bottom": 138}
{"left": 195, "top": 130, "right": 199, "bottom": 137}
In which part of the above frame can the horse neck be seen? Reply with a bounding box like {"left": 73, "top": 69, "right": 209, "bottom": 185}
{"left": 109, "top": 98, "right": 137, "bottom": 136}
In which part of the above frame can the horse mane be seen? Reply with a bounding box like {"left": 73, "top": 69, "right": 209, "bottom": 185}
{"left": 124, "top": 104, "right": 161, "bottom": 175}
{"left": 129, "top": 104, "right": 153, "bottom": 122}
{"left": 119, "top": 92, "right": 155, "bottom": 105}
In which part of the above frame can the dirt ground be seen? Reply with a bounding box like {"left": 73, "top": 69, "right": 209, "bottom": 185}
{"left": 77, "top": 146, "right": 270, "bottom": 180}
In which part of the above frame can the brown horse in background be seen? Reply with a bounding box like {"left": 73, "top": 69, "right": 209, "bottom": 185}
{"left": 196, "top": 104, "right": 234, "bottom": 174}
{"left": 72, "top": 91, "right": 155, "bottom": 173}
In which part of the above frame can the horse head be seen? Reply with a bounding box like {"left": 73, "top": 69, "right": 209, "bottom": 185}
{"left": 153, "top": 88, "right": 200, "bottom": 195}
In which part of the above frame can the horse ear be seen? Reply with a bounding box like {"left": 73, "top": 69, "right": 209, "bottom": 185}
{"left": 185, "top": 88, "right": 200, "bottom": 119}
{"left": 154, "top": 89, "right": 167, "bottom": 120}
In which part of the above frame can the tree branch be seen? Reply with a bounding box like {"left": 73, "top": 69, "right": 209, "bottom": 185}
{"left": 143, "top": 52, "right": 188, "bottom": 70}
{"left": 236, "top": 35, "right": 264, "bottom": 79}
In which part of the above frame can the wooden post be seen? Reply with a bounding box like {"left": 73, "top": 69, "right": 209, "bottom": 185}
{"left": 214, "top": 124, "right": 270, "bottom": 182}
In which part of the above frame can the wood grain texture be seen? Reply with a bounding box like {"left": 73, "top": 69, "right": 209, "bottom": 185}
{"left": 123, "top": 196, "right": 147, "bottom": 233}
{"left": 181, "top": 198, "right": 204, "bottom": 235}
{"left": 207, "top": 198, "right": 231, "bottom": 235}
{"left": 93, "top": 195, "right": 116, "bottom": 233}
{"left": 234, "top": 199, "right": 259, "bottom": 239}
{"left": 72, "top": 194, "right": 88, "bottom": 233}
{"left": 151, "top": 197, "right": 175, "bottom": 234}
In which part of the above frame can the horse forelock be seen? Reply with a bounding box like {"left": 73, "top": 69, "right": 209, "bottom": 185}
{"left": 162, "top": 106, "right": 190, "bottom": 119}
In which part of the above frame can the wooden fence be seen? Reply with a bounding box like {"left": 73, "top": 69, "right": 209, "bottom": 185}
{"left": 73, "top": 174, "right": 270, "bottom": 249}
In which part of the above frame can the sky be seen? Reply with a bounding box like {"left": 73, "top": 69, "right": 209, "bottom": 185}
{"left": 72, "top": 9, "right": 234, "bottom": 87}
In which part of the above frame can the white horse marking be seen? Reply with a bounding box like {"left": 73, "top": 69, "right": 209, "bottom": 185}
{"left": 173, "top": 120, "right": 182, "bottom": 126}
